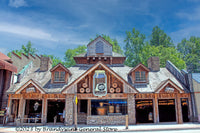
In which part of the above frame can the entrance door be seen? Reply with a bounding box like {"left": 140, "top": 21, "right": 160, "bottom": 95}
{"left": 181, "top": 98, "right": 189, "bottom": 122}
{"left": 24, "top": 100, "right": 42, "bottom": 123}
{"left": 136, "top": 100, "right": 154, "bottom": 123}
{"left": 47, "top": 100, "right": 65, "bottom": 123}
{"left": 158, "top": 99, "right": 176, "bottom": 122}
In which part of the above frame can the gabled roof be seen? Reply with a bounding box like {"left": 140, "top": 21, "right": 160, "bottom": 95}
{"left": 0, "top": 52, "right": 17, "bottom": 73}
{"left": 0, "top": 52, "right": 11, "bottom": 61}
{"left": 87, "top": 36, "right": 113, "bottom": 47}
{"left": 50, "top": 63, "right": 72, "bottom": 75}
{"left": 155, "top": 79, "right": 184, "bottom": 93}
{"left": 62, "top": 61, "right": 139, "bottom": 93}
{"left": 16, "top": 79, "right": 45, "bottom": 94}
{"left": 129, "top": 63, "right": 150, "bottom": 74}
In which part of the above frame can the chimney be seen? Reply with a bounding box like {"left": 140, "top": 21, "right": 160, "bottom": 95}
{"left": 147, "top": 56, "right": 160, "bottom": 72}
{"left": 40, "top": 56, "right": 52, "bottom": 71}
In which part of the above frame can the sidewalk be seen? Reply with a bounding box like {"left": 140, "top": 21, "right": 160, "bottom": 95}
{"left": 0, "top": 123, "right": 200, "bottom": 132}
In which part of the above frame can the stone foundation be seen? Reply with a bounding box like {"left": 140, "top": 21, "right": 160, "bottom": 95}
{"left": 78, "top": 113, "right": 87, "bottom": 124}
{"left": 87, "top": 115, "right": 126, "bottom": 125}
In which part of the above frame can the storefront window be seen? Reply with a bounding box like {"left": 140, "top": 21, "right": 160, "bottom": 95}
{"left": 91, "top": 99, "right": 127, "bottom": 115}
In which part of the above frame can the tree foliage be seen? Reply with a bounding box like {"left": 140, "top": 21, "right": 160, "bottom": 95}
{"left": 124, "top": 27, "right": 186, "bottom": 70}
{"left": 177, "top": 36, "right": 200, "bottom": 72}
{"left": 150, "top": 26, "right": 174, "bottom": 47}
{"left": 124, "top": 28, "right": 146, "bottom": 66}
{"left": 7, "top": 41, "right": 37, "bottom": 57}
{"left": 140, "top": 45, "right": 186, "bottom": 69}
{"left": 64, "top": 45, "right": 87, "bottom": 67}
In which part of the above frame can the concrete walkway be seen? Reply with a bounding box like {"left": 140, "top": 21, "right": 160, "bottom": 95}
{"left": 0, "top": 123, "right": 200, "bottom": 132}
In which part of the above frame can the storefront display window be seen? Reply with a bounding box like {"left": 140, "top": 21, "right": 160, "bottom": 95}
{"left": 91, "top": 99, "right": 127, "bottom": 115}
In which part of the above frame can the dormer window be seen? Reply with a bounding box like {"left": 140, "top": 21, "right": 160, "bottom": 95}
{"left": 54, "top": 71, "right": 65, "bottom": 82}
{"left": 129, "top": 63, "right": 150, "bottom": 84}
{"left": 135, "top": 71, "right": 146, "bottom": 82}
{"left": 50, "top": 63, "right": 71, "bottom": 84}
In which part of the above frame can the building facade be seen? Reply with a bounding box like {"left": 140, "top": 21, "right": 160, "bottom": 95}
{"left": 0, "top": 52, "right": 17, "bottom": 123}
{"left": 6, "top": 36, "right": 192, "bottom": 125}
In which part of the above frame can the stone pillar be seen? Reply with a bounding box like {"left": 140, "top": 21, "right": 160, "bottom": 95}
{"left": 128, "top": 94, "right": 136, "bottom": 124}
{"left": 65, "top": 94, "right": 74, "bottom": 125}
{"left": 176, "top": 94, "right": 183, "bottom": 124}
{"left": 42, "top": 97, "right": 47, "bottom": 124}
{"left": 153, "top": 94, "right": 159, "bottom": 123}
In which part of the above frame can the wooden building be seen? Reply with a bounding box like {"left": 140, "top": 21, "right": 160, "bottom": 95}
{"left": 0, "top": 52, "right": 17, "bottom": 123}
{"left": 6, "top": 36, "right": 191, "bottom": 125}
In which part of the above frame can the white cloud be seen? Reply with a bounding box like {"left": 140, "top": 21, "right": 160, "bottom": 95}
{"left": 9, "top": 0, "right": 27, "bottom": 8}
{"left": 170, "top": 25, "right": 200, "bottom": 44}
{"left": 176, "top": 6, "right": 200, "bottom": 21}
{"left": 0, "top": 23, "right": 57, "bottom": 42}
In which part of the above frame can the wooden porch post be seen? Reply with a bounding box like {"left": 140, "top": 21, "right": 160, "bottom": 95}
{"left": 176, "top": 93, "right": 183, "bottom": 124}
{"left": 42, "top": 96, "right": 47, "bottom": 124}
{"left": 87, "top": 99, "right": 91, "bottom": 116}
{"left": 18, "top": 96, "right": 24, "bottom": 118}
{"left": 153, "top": 94, "right": 159, "bottom": 123}
{"left": 6, "top": 94, "right": 12, "bottom": 123}
{"left": 188, "top": 94, "right": 193, "bottom": 122}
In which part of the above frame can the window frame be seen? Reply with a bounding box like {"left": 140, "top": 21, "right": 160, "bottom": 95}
{"left": 135, "top": 71, "right": 146, "bottom": 82}
{"left": 54, "top": 71, "right": 66, "bottom": 82}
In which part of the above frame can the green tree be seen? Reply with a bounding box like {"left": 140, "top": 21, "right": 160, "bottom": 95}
{"left": 124, "top": 28, "right": 146, "bottom": 66}
{"left": 7, "top": 41, "right": 37, "bottom": 57}
{"left": 140, "top": 45, "right": 186, "bottom": 69}
{"left": 64, "top": 45, "right": 87, "bottom": 67}
{"left": 21, "top": 41, "right": 37, "bottom": 56}
{"left": 42, "top": 54, "right": 64, "bottom": 67}
{"left": 91, "top": 34, "right": 123, "bottom": 55}
{"left": 7, "top": 49, "right": 23, "bottom": 57}
{"left": 177, "top": 36, "right": 200, "bottom": 72}
{"left": 150, "top": 26, "right": 174, "bottom": 47}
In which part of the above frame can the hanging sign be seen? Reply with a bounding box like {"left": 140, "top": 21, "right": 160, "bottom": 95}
{"left": 26, "top": 87, "right": 36, "bottom": 93}
{"left": 93, "top": 70, "right": 107, "bottom": 97}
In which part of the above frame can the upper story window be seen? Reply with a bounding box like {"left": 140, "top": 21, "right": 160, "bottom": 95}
{"left": 54, "top": 71, "right": 65, "bottom": 82}
{"left": 96, "top": 41, "right": 104, "bottom": 54}
{"left": 135, "top": 71, "right": 146, "bottom": 81}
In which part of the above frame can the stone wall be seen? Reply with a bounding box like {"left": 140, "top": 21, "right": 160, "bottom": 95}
{"left": 40, "top": 57, "right": 52, "bottom": 71}
{"left": 11, "top": 52, "right": 41, "bottom": 72}
{"left": 78, "top": 113, "right": 87, "bottom": 124}
{"left": 128, "top": 94, "right": 136, "bottom": 124}
{"left": 87, "top": 115, "right": 126, "bottom": 125}
{"left": 65, "top": 94, "right": 74, "bottom": 125}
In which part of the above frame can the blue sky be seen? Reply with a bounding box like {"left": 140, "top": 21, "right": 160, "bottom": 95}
{"left": 0, "top": 0, "right": 200, "bottom": 59}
